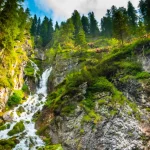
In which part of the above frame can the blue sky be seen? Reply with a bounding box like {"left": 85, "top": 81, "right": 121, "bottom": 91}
{"left": 24, "top": 0, "right": 139, "bottom": 23}
{"left": 23, "top": 0, "right": 53, "bottom": 20}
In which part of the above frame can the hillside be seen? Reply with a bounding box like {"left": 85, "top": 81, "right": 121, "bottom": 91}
{"left": 0, "top": 0, "right": 150, "bottom": 150}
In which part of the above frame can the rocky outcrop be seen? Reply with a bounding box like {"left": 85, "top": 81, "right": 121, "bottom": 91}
{"left": 0, "top": 39, "right": 32, "bottom": 112}
{"left": 36, "top": 83, "right": 149, "bottom": 150}
{"left": 48, "top": 52, "right": 78, "bottom": 91}
{"left": 36, "top": 43, "right": 150, "bottom": 150}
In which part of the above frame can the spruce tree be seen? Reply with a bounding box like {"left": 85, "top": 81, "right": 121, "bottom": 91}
{"left": 81, "top": 15, "right": 89, "bottom": 35}
{"left": 71, "top": 10, "right": 87, "bottom": 47}
{"left": 101, "top": 9, "right": 113, "bottom": 37}
{"left": 88, "top": 12, "right": 100, "bottom": 37}
{"left": 0, "top": 0, "right": 25, "bottom": 49}
{"left": 30, "top": 15, "right": 37, "bottom": 36}
{"left": 37, "top": 17, "right": 41, "bottom": 36}
{"left": 71, "top": 10, "right": 82, "bottom": 36}
{"left": 55, "top": 21, "right": 59, "bottom": 30}
{"left": 127, "top": 1, "right": 137, "bottom": 27}
{"left": 113, "top": 9, "right": 129, "bottom": 45}
{"left": 47, "top": 18, "right": 54, "bottom": 43}
{"left": 40, "top": 16, "right": 49, "bottom": 46}
{"left": 139, "top": 0, "right": 150, "bottom": 31}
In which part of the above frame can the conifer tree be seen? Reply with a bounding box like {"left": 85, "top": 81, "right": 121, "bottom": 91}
{"left": 30, "top": 15, "right": 37, "bottom": 36}
{"left": 71, "top": 10, "right": 82, "bottom": 36}
{"left": 37, "top": 17, "right": 41, "bottom": 36}
{"left": 81, "top": 15, "right": 89, "bottom": 35}
{"left": 113, "top": 9, "right": 129, "bottom": 45}
{"left": 127, "top": 1, "right": 137, "bottom": 27}
{"left": 71, "top": 10, "right": 87, "bottom": 47}
{"left": 55, "top": 21, "right": 59, "bottom": 30}
{"left": 47, "top": 18, "right": 54, "bottom": 43}
{"left": 0, "top": 0, "right": 25, "bottom": 49}
{"left": 40, "top": 16, "right": 49, "bottom": 46}
{"left": 88, "top": 12, "right": 100, "bottom": 37}
{"left": 139, "top": 0, "right": 150, "bottom": 30}
{"left": 101, "top": 9, "right": 113, "bottom": 37}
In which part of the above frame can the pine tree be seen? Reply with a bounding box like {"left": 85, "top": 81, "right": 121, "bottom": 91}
{"left": 59, "top": 19, "right": 75, "bottom": 49}
{"left": 71, "top": 10, "right": 87, "bottom": 47}
{"left": 0, "top": 0, "right": 25, "bottom": 49}
{"left": 71, "top": 10, "right": 82, "bottom": 36}
{"left": 30, "top": 15, "right": 37, "bottom": 36}
{"left": 127, "top": 1, "right": 137, "bottom": 26}
{"left": 55, "top": 21, "right": 59, "bottom": 30}
{"left": 81, "top": 15, "right": 89, "bottom": 35}
{"left": 101, "top": 9, "right": 113, "bottom": 37}
{"left": 37, "top": 17, "right": 41, "bottom": 36}
{"left": 113, "top": 9, "right": 129, "bottom": 45}
{"left": 75, "top": 28, "right": 87, "bottom": 48}
{"left": 139, "top": 0, "right": 150, "bottom": 31}
{"left": 18, "top": 7, "right": 30, "bottom": 39}
{"left": 88, "top": 12, "right": 100, "bottom": 37}
{"left": 40, "top": 16, "right": 49, "bottom": 46}
{"left": 47, "top": 18, "right": 54, "bottom": 43}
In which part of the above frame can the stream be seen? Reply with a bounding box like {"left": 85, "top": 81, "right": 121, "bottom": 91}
{"left": 0, "top": 62, "right": 52, "bottom": 150}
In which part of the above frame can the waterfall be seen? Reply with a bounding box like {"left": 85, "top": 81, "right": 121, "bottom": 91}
{"left": 0, "top": 64, "right": 52, "bottom": 150}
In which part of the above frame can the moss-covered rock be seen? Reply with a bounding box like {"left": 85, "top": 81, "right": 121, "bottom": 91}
{"left": 38, "top": 144, "right": 63, "bottom": 150}
{"left": 0, "top": 138, "right": 19, "bottom": 150}
{"left": 7, "top": 121, "right": 25, "bottom": 136}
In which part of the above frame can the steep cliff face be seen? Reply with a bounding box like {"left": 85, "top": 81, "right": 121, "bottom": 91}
{"left": 0, "top": 39, "right": 32, "bottom": 112}
{"left": 47, "top": 51, "right": 79, "bottom": 92}
{"left": 36, "top": 40, "right": 150, "bottom": 150}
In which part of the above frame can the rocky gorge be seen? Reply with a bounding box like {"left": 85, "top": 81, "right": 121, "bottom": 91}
{"left": 35, "top": 40, "right": 150, "bottom": 150}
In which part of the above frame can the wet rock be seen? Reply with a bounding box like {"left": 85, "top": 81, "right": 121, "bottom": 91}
{"left": 3, "top": 112, "right": 13, "bottom": 122}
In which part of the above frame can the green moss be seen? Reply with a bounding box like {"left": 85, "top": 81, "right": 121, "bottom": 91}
{"left": 80, "top": 129, "right": 85, "bottom": 134}
{"left": 7, "top": 121, "right": 25, "bottom": 136}
{"left": 22, "top": 83, "right": 29, "bottom": 93}
{"left": 24, "top": 62, "right": 35, "bottom": 77}
{"left": 82, "top": 115, "right": 92, "bottom": 123}
{"left": 38, "top": 144, "right": 63, "bottom": 150}
{"left": 36, "top": 125, "right": 49, "bottom": 136}
{"left": 89, "top": 77, "right": 113, "bottom": 92}
{"left": 0, "top": 138, "right": 19, "bottom": 150}
{"left": 0, "top": 125, "right": 7, "bottom": 131}
{"left": 61, "top": 105, "right": 76, "bottom": 115}
{"left": 136, "top": 72, "right": 150, "bottom": 79}
{"left": 7, "top": 90, "right": 24, "bottom": 107}
{"left": 98, "top": 99, "right": 107, "bottom": 105}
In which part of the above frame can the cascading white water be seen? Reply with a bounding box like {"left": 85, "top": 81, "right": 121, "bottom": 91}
{"left": 0, "top": 63, "right": 52, "bottom": 150}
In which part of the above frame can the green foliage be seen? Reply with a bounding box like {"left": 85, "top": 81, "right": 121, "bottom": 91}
{"left": 7, "top": 121, "right": 25, "bottom": 136}
{"left": 7, "top": 90, "right": 24, "bottom": 107}
{"left": 24, "top": 61, "right": 35, "bottom": 77}
{"left": 36, "top": 125, "right": 49, "bottom": 136}
{"left": 38, "top": 144, "right": 63, "bottom": 150}
{"left": 61, "top": 105, "right": 76, "bottom": 115}
{"left": 136, "top": 72, "right": 150, "bottom": 79}
{"left": 0, "top": 138, "right": 18, "bottom": 150}
{"left": 81, "top": 15, "right": 89, "bottom": 34}
{"left": 113, "top": 9, "right": 129, "bottom": 44}
{"left": 22, "top": 84, "right": 29, "bottom": 92}
{"left": 0, "top": 0, "right": 30, "bottom": 49}
{"left": 90, "top": 77, "right": 113, "bottom": 92}
{"left": 88, "top": 12, "right": 100, "bottom": 37}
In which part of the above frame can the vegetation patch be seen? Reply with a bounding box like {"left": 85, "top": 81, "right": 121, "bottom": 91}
{"left": 7, "top": 121, "right": 25, "bottom": 136}
{"left": 0, "top": 138, "right": 19, "bottom": 150}
{"left": 7, "top": 90, "right": 24, "bottom": 107}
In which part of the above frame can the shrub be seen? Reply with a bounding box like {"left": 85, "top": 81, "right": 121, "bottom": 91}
{"left": 89, "top": 77, "right": 113, "bottom": 92}
{"left": 7, "top": 121, "right": 25, "bottom": 136}
{"left": 22, "top": 84, "right": 29, "bottom": 92}
{"left": 136, "top": 72, "right": 150, "bottom": 79}
{"left": 7, "top": 90, "right": 24, "bottom": 107}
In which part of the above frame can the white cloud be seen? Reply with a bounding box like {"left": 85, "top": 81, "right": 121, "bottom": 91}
{"left": 34, "top": 0, "right": 139, "bottom": 22}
